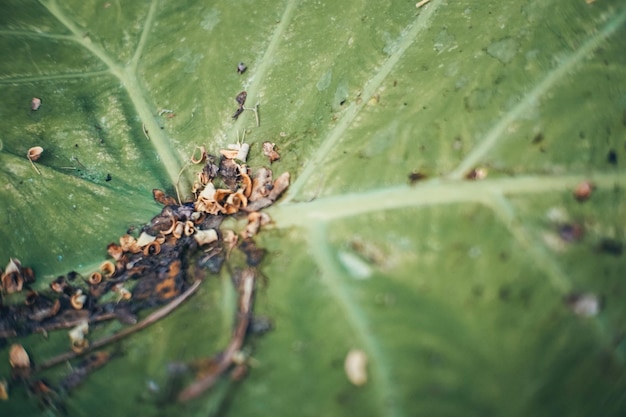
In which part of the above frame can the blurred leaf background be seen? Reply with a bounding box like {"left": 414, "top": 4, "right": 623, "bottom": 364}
{"left": 1, "top": 0, "right": 626, "bottom": 416}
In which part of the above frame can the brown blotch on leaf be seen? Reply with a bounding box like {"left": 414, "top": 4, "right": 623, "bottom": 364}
{"left": 573, "top": 181, "right": 593, "bottom": 202}
{"left": 238, "top": 238, "right": 266, "bottom": 266}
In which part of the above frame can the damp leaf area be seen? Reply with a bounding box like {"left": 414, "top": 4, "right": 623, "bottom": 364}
{"left": 1, "top": 0, "right": 626, "bottom": 416}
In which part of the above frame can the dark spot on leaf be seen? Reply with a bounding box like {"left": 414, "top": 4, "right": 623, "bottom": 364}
{"left": 598, "top": 238, "right": 623, "bottom": 256}
{"left": 558, "top": 224, "right": 584, "bottom": 242}
{"left": 498, "top": 286, "right": 510, "bottom": 301}
{"left": 408, "top": 171, "right": 427, "bottom": 184}
{"left": 232, "top": 107, "right": 244, "bottom": 120}
{"left": 607, "top": 149, "right": 617, "bottom": 165}
{"left": 532, "top": 132, "right": 544, "bottom": 145}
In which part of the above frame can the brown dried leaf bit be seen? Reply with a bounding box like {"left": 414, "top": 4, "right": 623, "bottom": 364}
{"left": 9, "top": 344, "right": 31, "bottom": 368}
{"left": 153, "top": 189, "right": 178, "bottom": 206}
{"left": 1, "top": 258, "right": 29, "bottom": 294}
{"left": 262, "top": 142, "right": 280, "bottom": 163}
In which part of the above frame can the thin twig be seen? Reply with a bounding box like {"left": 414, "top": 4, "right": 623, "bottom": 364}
{"left": 178, "top": 269, "right": 255, "bottom": 401}
{"left": 142, "top": 123, "right": 150, "bottom": 140}
{"left": 28, "top": 156, "right": 42, "bottom": 175}
{"left": 243, "top": 103, "right": 260, "bottom": 127}
{"left": 175, "top": 160, "right": 192, "bottom": 205}
{"left": 35, "top": 280, "right": 202, "bottom": 372}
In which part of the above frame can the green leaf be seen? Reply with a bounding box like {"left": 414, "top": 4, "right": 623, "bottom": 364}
{"left": 1, "top": 0, "right": 626, "bottom": 416}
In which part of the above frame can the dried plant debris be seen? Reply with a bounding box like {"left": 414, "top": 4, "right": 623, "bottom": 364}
{"left": 0, "top": 138, "right": 291, "bottom": 408}
{"left": 31, "top": 97, "right": 42, "bottom": 111}
{"left": 262, "top": 141, "right": 280, "bottom": 163}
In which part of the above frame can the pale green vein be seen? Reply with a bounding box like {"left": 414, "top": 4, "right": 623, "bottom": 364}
{"left": 233, "top": 0, "right": 298, "bottom": 134}
{"left": 309, "top": 221, "right": 401, "bottom": 417}
{"left": 0, "top": 69, "right": 110, "bottom": 84}
{"left": 486, "top": 192, "right": 571, "bottom": 293}
{"left": 284, "top": 2, "right": 441, "bottom": 202}
{"left": 272, "top": 173, "right": 626, "bottom": 227}
{"left": 0, "top": 29, "right": 73, "bottom": 41}
{"left": 39, "top": 0, "right": 124, "bottom": 77}
{"left": 38, "top": 0, "right": 184, "bottom": 187}
{"left": 448, "top": 6, "right": 626, "bottom": 180}
{"left": 129, "top": 0, "right": 158, "bottom": 72}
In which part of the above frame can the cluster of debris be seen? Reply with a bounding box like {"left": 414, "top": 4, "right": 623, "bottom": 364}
{"left": 0, "top": 134, "right": 287, "bottom": 407}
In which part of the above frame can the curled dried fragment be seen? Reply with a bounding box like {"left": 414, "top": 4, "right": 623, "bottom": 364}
{"left": 143, "top": 241, "right": 161, "bottom": 256}
{"left": 9, "top": 344, "right": 30, "bottom": 368}
{"left": 70, "top": 289, "right": 87, "bottom": 310}
{"left": 262, "top": 142, "right": 280, "bottom": 163}
{"left": 27, "top": 146, "right": 44, "bottom": 161}
{"left": 88, "top": 272, "right": 102, "bottom": 285}
{"left": 50, "top": 276, "right": 67, "bottom": 293}
{"left": 240, "top": 170, "right": 253, "bottom": 198}
{"left": 172, "top": 221, "right": 185, "bottom": 239}
{"left": 223, "top": 190, "right": 248, "bottom": 214}
{"left": 27, "top": 146, "right": 43, "bottom": 175}
{"left": 24, "top": 290, "right": 38, "bottom": 306}
{"left": 100, "top": 260, "right": 116, "bottom": 278}
{"left": 344, "top": 349, "right": 368, "bottom": 386}
{"left": 190, "top": 146, "right": 207, "bottom": 164}
{"left": 184, "top": 221, "right": 196, "bottom": 237}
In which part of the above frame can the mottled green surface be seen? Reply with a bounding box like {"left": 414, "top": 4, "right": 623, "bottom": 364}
{"left": 1, "top": 0, "right": 626, "bottom": 416}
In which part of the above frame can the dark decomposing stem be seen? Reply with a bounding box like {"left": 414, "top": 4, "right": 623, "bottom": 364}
{"left": 178, "top": 268, "right": 256, "bottom": 401}
{"left": 35, "top": 280, "right": 202, "bottom": 372}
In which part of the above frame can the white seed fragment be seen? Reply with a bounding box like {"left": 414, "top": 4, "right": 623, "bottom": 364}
{"left": 566, "top": 293, "right": 601, "bottom": 317}
{"left": 344, "top": 349, "right": 368, "bottom": 386}
{"left": 136, "top": 232, "right": 156, "bottom": 247}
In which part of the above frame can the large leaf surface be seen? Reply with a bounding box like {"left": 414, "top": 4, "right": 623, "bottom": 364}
{"left": 1, "top": 0, "right": 626, "bottom": 416}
